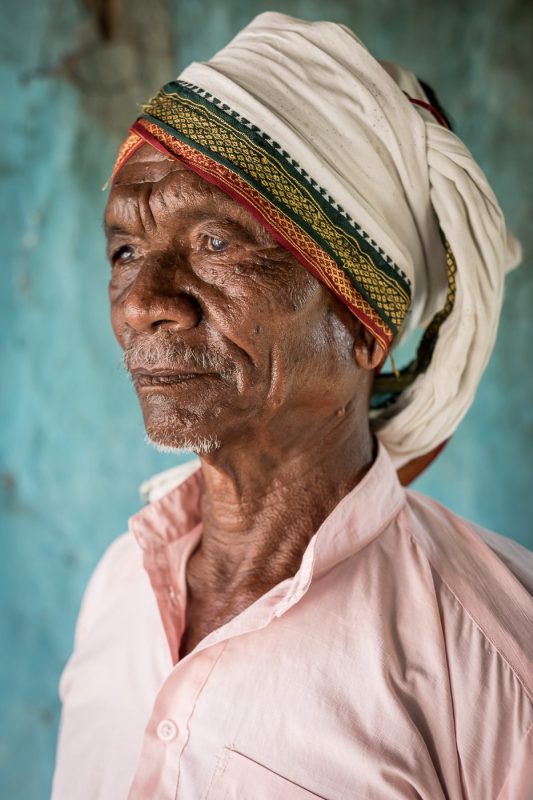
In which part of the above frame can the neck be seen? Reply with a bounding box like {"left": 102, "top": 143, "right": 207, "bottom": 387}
{"left": 179, "top": 413, "right": 374, "bottom": 656}
{"left": 194, "top": 418, "right": 374, "bottom": 591}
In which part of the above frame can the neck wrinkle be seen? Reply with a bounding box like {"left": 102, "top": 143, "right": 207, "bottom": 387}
{"left": 190, "top": 424, "right": 375, "bottom": 591}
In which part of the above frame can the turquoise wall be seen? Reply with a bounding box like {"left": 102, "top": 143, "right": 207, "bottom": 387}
{"left": 1, "top": 0, "right": 531, "bottom": 796}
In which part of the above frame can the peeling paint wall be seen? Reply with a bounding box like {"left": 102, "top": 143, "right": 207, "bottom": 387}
{"left": 1, "top": 0, "right": 531, "bottom": 796}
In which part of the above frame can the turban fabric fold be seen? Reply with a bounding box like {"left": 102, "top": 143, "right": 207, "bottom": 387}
{"left": 111, "top": 13, "right": 521, "bottom": 473}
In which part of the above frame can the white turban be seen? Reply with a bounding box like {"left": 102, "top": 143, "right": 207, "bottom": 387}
{"left": 113, "top": 12, "right": 521, "bottom": 470}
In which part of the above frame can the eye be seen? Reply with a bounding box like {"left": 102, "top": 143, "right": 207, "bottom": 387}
{"left": 205, "top": 235, "right": 229, "bottom": 253}
{"left": 111, "top": 244, "right": 134, "bottom": 264}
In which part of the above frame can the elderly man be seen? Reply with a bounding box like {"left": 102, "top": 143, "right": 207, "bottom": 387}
{"left": 52, "top": 13, "right": 532, "bottom": 800}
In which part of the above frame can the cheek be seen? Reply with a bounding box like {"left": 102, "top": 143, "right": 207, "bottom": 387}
{"left": 256, "top": 257, "right": 322, "bottom": 314}
{"left": 323, "top": 310, "right": 357, "bottom": 360}
{"left": 251, "top": 277, "right": 322, "bottom": 336}
{"left": 283, "top": 307, "right": 356, "bottom": 385}
{"left": 220, "top": 263, "right": 333, "bottom": 369}
{"left": 201, "top": 246, "right": 320, "bottom": 315}
{"left": 108, "top": 286, "right": 127, "bottom": 346}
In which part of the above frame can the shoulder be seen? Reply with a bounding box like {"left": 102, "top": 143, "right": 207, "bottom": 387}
{"left": 72, "top": 532, "right": 145, "bottom": 646}
{"left": 404, "top": 488, "right": 533, "bottom": 590}
{"left": 385, "top": 491, "right": 533, "bottom": 795}
{"left": 74, "top": 457, "right": 201, "bottom": 643}
{"left": 400, "top": 489, "right": 533, "bottom": 698}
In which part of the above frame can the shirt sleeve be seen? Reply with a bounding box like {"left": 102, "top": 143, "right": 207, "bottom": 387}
{"left": 435, "top": 575, "right": 533, "bottom": 799}
{"left": 52, "top": 532, "right": 150, "bottom": 800}
{"left": 58, "top": 531, "right": 138, "bottom": 700}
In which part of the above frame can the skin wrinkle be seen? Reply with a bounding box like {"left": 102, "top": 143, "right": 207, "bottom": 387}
{"left": 140, "top": 182, "right": 159, "bottom": 236}
{"left": 105, "top": 144, "right": 384, "bottom": 658}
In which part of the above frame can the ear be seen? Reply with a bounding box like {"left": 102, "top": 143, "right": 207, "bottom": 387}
{"left": 353, "top": 324, "right": 386, "bottom": 371}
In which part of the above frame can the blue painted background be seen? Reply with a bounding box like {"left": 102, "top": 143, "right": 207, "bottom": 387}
{"left": 1, "top": 0, "right": 531, "bottom": 796}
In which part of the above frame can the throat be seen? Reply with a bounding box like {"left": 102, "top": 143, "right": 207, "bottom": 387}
{"left": 178, "top": 522, "right": 311, "bottom": 658}
{"left": 178, "top": 581, "right": 258, "bottom": 659}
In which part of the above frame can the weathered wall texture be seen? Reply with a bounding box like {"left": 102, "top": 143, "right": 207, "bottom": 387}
{"left": 1, "top": 0, "right": 531, "bottom": 796}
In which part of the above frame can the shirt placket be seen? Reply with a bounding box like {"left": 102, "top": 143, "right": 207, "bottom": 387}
{"left": 127, "top": 562, "right": 313, "bottom": 799}
{"left": 134, "top": 516, "right": 202, "bottom": 665}
{"left": 127, "top": 639, "right": 229, "bottom": 800}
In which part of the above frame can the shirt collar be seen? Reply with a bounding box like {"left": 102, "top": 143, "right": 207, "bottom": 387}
{"left": 129, "top": 444, "right": 406, "bottom": 654}
{"left": 129, "top": 465, "right": 203, "bottom": 552}
{"left": 275, "top": 442, "right": 406, "bottom": 614}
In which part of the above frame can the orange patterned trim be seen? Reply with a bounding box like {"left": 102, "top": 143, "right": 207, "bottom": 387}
{"left": 111, "top": 131, "right": 144, "bottom": 183}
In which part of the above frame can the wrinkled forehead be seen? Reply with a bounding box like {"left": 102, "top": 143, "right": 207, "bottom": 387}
{"left": 107, "top": 144, "right": 220, "bottom": 208}
{"left": 105, "top": 143, "right": 268, "bottom": 238}
{"left": 111, "top": 143, "right": 184, "bottom": 185}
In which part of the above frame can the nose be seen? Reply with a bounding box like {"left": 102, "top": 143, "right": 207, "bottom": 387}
{"left": 119, "top": 259, "right": 202, "bottom": 334}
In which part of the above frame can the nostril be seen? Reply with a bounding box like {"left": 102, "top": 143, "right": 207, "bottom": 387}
{"left": 151, "top": 292, "right": 203, "bottom": 332}
{"left": 122, "top": 289, "right": 203, "bottom": 334}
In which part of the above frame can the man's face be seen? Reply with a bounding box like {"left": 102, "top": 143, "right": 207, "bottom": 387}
{"left": 104, "top": 145, "right": 363, "bottom": 454}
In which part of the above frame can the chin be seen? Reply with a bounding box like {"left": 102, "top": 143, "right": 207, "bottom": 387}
{"left": 141, "top": 394, "right": 223, "bottom": 455}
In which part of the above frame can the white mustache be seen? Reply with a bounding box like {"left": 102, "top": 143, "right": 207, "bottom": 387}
{"left": 123, "top": 335, "right": 236, "bottom": 378}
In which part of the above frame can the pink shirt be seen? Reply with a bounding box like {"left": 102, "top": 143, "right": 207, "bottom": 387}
{"left": 52, "top": 445, "right": 533, "bottom": 799}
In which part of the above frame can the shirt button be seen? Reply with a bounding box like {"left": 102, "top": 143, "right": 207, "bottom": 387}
{"left": 156, "top": 719, "right": 178, "bottom": 742}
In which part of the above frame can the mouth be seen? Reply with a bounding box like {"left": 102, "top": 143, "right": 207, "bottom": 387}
{"left": 131, "top": 369, "right": 219, "bottom": 388}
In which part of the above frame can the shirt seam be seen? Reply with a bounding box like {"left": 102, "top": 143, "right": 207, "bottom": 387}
{"left": 409, "top": 533, "right": 533, "bottom": 705}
